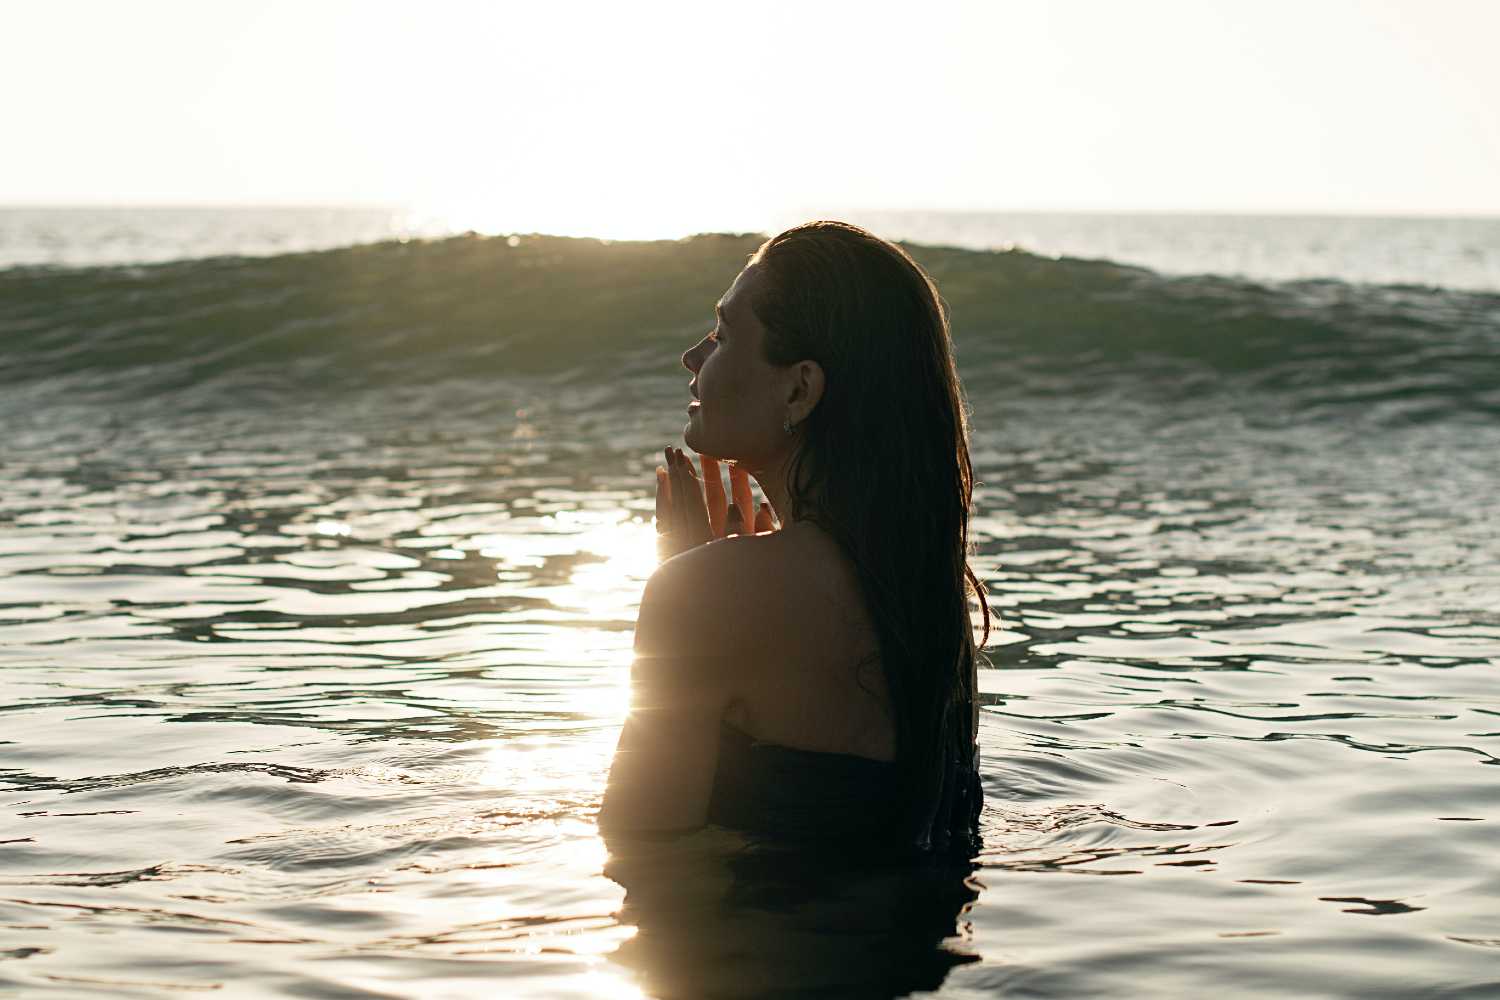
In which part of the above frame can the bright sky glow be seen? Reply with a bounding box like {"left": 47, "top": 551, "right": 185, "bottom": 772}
{"left": 3, "top": 0, "right": 1497, "bottom": 234}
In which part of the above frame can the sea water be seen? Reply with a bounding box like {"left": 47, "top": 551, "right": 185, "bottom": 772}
{"left": 1, "top": 213, "right": 1498, "bottom": 997}
{"left": 4, "top": 206, "right": 1499, "bottom": 292}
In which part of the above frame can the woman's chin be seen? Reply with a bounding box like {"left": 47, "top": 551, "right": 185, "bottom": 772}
{"left": 684, "top": 433, "right": 732, "bottom": 462}
{"left": 683, "top": 421, "right": 746, "bottom": 463}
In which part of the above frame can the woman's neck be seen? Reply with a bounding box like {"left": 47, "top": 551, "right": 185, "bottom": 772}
{"left": 746, "top": 446, "right": 807, "bottom": 529}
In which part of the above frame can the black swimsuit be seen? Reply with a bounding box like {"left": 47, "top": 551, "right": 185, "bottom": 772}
{"left": 706, "top": 719, "right": 981, "bottom": 855}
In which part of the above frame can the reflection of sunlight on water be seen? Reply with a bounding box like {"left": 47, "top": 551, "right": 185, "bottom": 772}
{"left": 544, "top": 824, "right": 610, "bottom": 880}
{"left": 478, "top": 728, "right": 624, "bottom": 808}
{"left": 477, "top": 510, "right": 658, "bottom": 620}
{"left": 565, "top": 513, "right": 653, "bottom": 721}
{"left": 573, "top": 969, "right": 647, "bottom": 1000}
{"left": 567, "top": 513, "right": 659, "bottom": 611}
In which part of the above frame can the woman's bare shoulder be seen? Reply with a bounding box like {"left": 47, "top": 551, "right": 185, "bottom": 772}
{"left": 642, "top": 525, "right": 859, "bottom": 654}
{"left": 648, "top": 530, "right": 782, "bottom": 604}
{"left": 640, "top": 530, "right": 803, "bottom": 650}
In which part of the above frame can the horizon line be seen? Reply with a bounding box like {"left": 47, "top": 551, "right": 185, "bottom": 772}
{"left": 2, "top": 202, "right": 1499, "bottom": 222}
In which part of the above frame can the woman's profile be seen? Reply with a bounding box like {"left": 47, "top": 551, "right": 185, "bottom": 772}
{"left": 600, "top": 220, "right": 989, "bottom": 856}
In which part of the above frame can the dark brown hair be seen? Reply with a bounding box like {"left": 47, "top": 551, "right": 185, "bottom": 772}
{"left": 748, "top": 221, "right": 990, "bottom": 852}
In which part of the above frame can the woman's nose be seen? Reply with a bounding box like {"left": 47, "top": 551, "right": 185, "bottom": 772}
{"left": 682, "top": 337, "right": 707, "bottom": 373}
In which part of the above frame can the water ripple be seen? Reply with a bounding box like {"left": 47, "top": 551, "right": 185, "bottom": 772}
{"left": 1, "top": 381, "right": 1496, "bottom": 997}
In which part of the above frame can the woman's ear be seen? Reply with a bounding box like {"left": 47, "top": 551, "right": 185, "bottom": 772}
{"left": 784, "top": 360, "right": 825, "bottom": 425}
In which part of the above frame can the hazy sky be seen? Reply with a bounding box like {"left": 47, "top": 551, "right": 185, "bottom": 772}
{"left": 4, "top": 0, "right": 1497, "bottom": 231}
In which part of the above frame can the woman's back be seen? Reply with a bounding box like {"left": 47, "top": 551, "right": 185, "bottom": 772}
{"left": 616, "top": 521, "right": 981, "bottom": 855}
{"left": 654, "top": 523, "right": 912, "bottom": 848}
{"left": 716, "top": 522, "right": 895, "bottom": 764}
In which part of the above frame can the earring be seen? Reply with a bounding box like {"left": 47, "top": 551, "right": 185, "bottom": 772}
{"left": 782, "top": 416, "right": 794, "bottom": 435}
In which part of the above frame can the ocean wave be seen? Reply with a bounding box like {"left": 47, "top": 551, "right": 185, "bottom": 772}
{"left": 3, "top": 233, "right": 1496, "bottom": 421}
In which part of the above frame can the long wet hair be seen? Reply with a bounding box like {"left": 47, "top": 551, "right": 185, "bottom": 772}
{"left": 747, "top": 221, "right": 990, "bottom": 853}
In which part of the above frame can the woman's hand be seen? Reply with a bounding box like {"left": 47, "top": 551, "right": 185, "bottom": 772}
{"left": 656, "top": 448, "right": 774, "bottom": 560}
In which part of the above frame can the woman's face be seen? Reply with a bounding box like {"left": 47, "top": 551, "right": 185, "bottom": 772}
{"left": 681, "top": 265, "right": 789, "bottom": 468}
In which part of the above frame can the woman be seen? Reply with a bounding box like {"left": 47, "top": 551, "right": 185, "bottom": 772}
{"left": 600, "top": 221, "right": 989, "bottom": 855}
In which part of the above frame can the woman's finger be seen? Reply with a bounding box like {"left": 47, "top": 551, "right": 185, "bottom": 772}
{"left": 728, "top": 463, "right": 754, "bottom": 535}
{"left": 657, "top": 453, "right": 687, "bottom": 560}
{"left": 669, "top": 448, "right": 712, "bottom": 547}
{"left": 699, "top": 454, "right": 726, "bottom": 538}
{"left": 654, "top": 466, "right": 671, "bottom": 534}
{"left": 724, "top": 502, "right": 741, "bottom": 536}
{"left": 755, "top": 501, "right": 775, "bottom": 532}
{"left": 667, "top": 450, "right": 691, "bottom": 539}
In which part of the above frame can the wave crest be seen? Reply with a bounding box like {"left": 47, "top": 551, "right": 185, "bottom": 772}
{"left": 3, "top": 233, "right": 1496, "bottom": 421}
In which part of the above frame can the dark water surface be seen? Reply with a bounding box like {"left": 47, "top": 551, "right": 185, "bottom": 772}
{"left": 2, "top": 235, "right": 1499, "bottom": 997}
